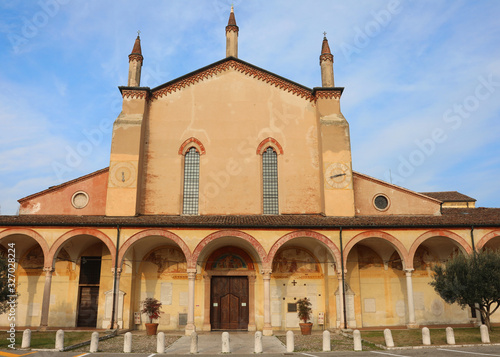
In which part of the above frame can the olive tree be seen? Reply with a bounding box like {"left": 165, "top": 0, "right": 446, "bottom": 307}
{"left": 430, "top": 249, "right": 500, "bottom": 330}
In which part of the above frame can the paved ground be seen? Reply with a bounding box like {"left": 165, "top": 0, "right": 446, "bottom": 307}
{"left": 165, "top": 331, "right": 286, "bottom": 354}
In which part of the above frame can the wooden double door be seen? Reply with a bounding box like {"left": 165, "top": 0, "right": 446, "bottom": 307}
{"left": 210, "top": 276, "right": 249, "bottom": 330}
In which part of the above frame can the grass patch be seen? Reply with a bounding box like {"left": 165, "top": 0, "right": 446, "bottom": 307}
{"left": 276, "top": 332, "right": 381, "bottom": 352}
{"left": 361, "top": 327, "right": 500, "bottom": 347}
{"left": 0, "top": 331, "right": 94, "bottom": 349}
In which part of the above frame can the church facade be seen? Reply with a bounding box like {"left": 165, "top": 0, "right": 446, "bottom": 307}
{"left": 1, "top": 8, "right": 499, "bottom": 335}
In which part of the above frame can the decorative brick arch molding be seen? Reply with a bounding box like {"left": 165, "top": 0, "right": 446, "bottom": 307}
{"left": 178, "top": 137, "right": 206, "bottom": 155}
{"left": 118, "top": 229, "right": 192, "bottom": 268}
{"left": 256, "top": 138, "right": 284, "bottom": 155}
{"left": 407, "top": 230, "right": 473, "bottom": 270}
{"left": 191, "top": 230, "right": 266, "bottom": 270}
{"left": 266, "top": 230, "right": 341, "bottom": 271}
{"left": 0, "top": 228, "right": 50, "bottom": 266}
{"left": 475, "top": 230, "right": 500, "bottom": 251}
{"left": 48, "top": 229, "right": 116, "bottom": 269}
{"left": 343, "top": 231, "right": 410, "bottom": 271}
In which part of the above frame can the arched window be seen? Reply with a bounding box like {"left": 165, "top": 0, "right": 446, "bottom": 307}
{"left": 262, "top": 147, "right": 278, "bottom": 214}
{"left": 183, "top": 147, "right": 200, "bottom": 215}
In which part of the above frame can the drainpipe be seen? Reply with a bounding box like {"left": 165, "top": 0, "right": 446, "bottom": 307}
{"left": 470, "top": 226, "right": 475, "bottom": 253}
{"left": 339, "top": 227, "right": 347, "bottom": 329}
{"left": 110, "top": 225, "right": 120, "bottom": 330}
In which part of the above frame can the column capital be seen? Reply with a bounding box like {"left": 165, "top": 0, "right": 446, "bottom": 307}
{"left": 261, "top": 269, "right": 272, "bottom": 278}
{"left": 187, "top": 269, "right": 197, "bottom": 279}
{"left": 112, "top": 267, "right": 122, "bottom": 275}
{"left": 43, "top": 267, "right": 54, "bottom": 273}
{"left": 405, "top": 268, "right": 414, "bottom": 276}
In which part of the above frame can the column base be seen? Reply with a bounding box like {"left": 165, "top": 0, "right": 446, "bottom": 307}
{"left": 406, "top": 323, "right": 419, "bottom": 329}
{"left": 247, "top": 323, "right": 256, "bottom": 332}
{"left": 263, "top": 325, "right": 273, "bottom": 336}
{"left": 185, "top": 323, "right": 196, "bottom": 336}
{"left": 38, "top": 325, "right": 48, "bottom": 332}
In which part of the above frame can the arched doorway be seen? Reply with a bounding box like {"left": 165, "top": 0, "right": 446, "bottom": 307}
{"left": 205, "top": 247, "right": 255, "bottom": 330}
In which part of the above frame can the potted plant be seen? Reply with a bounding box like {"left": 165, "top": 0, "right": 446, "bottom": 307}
{"left": 141, "top": 297, "right": 163, "bottom": 335}
{"left": 297, "top": 297, "right": 313, "bottom": 335}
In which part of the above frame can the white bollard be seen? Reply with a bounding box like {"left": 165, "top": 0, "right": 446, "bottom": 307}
{"left": 322, "top": 330, "right": 331, "bottom": 351}
{"left": 190, "top": 331, "right": 198, "bottom": 354}
{"left": 21, "top": 329, "right": 31, "bottom": 349}
{"left": 383, "top": 328, "right": 394, "bottom": 348}
{"left": 254, "top": 331, "right": 263, "bottom": 353}
{"left": 422, "top": 327, "right": 431, "bottom": 345}
{"left": 157, "top": 332, "right": 165, "bottom": 353}
{"left": 446, "top": 327, "right": 455, "bottom": 345}
{"left": 353, "top": 329, "right": 362, "bottom": 351}
{"left": 286, "top": 330, "right": 294, "bottom": 353}
{"left": 222, "top": 331, "right": 230, "bottom": 353}
{"left": 90, "top": 331, "right": 99, "bottom": 353}
{"left": 480, "top": 324, "right": 490, "bottom": 343}
{"left": 55, "top": 329, "right": 64, "bottom": 351}
{"left": 124, "top": 332, "right": 132, "bottom": 353}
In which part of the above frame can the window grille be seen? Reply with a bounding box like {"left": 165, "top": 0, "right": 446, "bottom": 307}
{"left": 262, "top": 147, "right": 278, "bottom": 214}
{"left": 183, "top": 147, "right": 200, "bottom": 215}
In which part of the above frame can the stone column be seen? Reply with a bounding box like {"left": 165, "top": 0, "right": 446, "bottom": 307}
{"left": 248, "top": 275, "right": 256, "bottom": 331}
{"left": 185, "top": 269, "right": 197, "bottom": 335}
{"left": 262, "top": 269, "right": 273, "bottom": 336}
{"left": 39, "top": 267, "right": 54, "bottom": 330}
{"left": 337, "top": 274, "right": 345, "bottom": 329}
{"left": 405, "top": 269, "right": 417, "bottom": 328}
{"left": 112, "top": 267, "right": 122, "bottom": 329}
{"left": 202, "top": 273, "right": 211, "bottom": 331}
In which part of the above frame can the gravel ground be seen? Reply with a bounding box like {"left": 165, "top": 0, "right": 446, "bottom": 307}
{"left": 70, "top": 334, "right": 181, "bottom": 353}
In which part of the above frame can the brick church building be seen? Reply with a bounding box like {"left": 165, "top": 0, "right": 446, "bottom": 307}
{"left": 1, "top": 7, "right": 499, "bottom": 334}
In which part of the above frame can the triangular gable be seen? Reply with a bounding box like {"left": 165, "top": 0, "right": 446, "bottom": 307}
{"left": 149, "top": 57, "right": 343, "bottom": 102}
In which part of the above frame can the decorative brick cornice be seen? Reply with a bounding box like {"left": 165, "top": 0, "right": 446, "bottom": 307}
{"left": 122, "top": 89, "right": 149, "bottom": 100}
{"left": 320, "top": 53, "right": 333, "bottom": 63}
{"left": 153, "top": 59, "right": 315, "bottom": 101}
{"left": 128, "top": 54, "right": 143, "bottom": 62}
{"left": 315, "top": 90, "right": 342, "bottom": 100}
{"left": 226, "top": 25, "right": 239, "bottom": 33}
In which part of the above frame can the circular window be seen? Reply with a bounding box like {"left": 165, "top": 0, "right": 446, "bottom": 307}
{"left": 71, "top": 191, "right": 89, "bottom": 209}
{"left": 373, "top": 194, "right": 389, "bottom": 211}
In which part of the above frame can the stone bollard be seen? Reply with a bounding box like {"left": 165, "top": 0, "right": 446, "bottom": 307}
{"left": 157, "top": 332, "right": 165, "bottom": 353}
{"left": 383, "top": 328, "right": 394, "bottom": 348}
{"left": 21, "top": 329, "right": 31, "bottom": 349}
{"left": 322, "top": 330, "right": 331, "bottom": 351}
{"left": 55, "top": 329, "right": 64, "bottom": 351}
{"left": 124, "top": 332, "right": 132, "bottom": 353}
{"left": 422, "top": 327, "right": 431, "bottom": 345}
{"left": 90, "top": 332, "right": 99, "bottom": 353}
{"left": 222, "top": 332, "right": 230, "bottom": 353}
{"left": 446, "top": 327, "right": 455, "bottom": 345}
{"left": 254, "top": 331, "right": 263, "bottom": 353}
{"left": 480, "top": 324, "right": 490, "bottom": 343}
{"left": 190, "top": 331, "right": 198, "bottom": 354}
{"left": 353, "top": 329, "right": 362, "bottom": 351}
{"left": 286, "top": 330, "right": 294, "bottom": 353}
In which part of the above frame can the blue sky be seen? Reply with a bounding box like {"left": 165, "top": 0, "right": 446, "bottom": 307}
{"left": 1, "top": 0, "right": 499, "bottom": 215}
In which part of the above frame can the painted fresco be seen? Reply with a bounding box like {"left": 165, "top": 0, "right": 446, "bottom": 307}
{"left": 143, "top": 246, "right": 187, "bottom": 276}
{"left": 20, "top": 245, "right": 44, "bottom": 269}
{"left": 211, "top": 254, "right": 247, "bottom": 270}
{"left": 272, "top": 247, "right": 319, "bottom": 274}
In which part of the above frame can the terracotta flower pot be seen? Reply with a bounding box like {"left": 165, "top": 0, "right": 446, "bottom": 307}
{"left": 145, "top": 322, "right": 159, "bottom": 336}
{"left": 299, "top": 322, "right": 313, "bottom": 335}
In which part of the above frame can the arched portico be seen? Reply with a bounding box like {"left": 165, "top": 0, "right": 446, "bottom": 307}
{"left": 477, "top": 230, "right": 500, "bottom": 251}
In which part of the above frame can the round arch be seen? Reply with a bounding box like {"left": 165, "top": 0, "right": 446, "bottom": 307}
{"left": 266, "top": 230, "right": 341, "bottom": 271}
{"left": 191, "top": 230, "right": 266, "bottom": 269}
{"left": 476, "top": 230, "right": 500, "bottom": 251}
{"left": 408, "top": 230, "right": 472, "bottom": 270}
{"left": 344, "top": 231, "right": 409, "bottom": 271}
{"left": 118, "top": 229, "right": 191, "bottom": 268}
{"left": 48, "top": 228, "right": 116, "bottom": 269}
{"left": 0, "top": 228, "right": 50, "bottom": 266}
